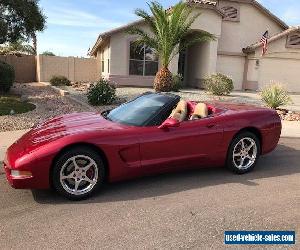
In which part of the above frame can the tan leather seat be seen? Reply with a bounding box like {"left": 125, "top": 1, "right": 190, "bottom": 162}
{"left": 190, "top": 103, "right": 208, "bottom": 120}
{"left": 169, "top": 100, "right": 188, "bottom": 122}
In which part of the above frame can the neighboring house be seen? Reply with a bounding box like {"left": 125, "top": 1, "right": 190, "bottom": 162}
{"left": 89, "top": 0, "right": 300, "bottom": 92}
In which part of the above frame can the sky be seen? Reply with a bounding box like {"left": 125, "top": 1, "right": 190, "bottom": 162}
{"left": 36, "top": 0, "right": 300, "bottom": 57}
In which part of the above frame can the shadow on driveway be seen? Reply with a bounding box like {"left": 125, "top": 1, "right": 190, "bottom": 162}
{"left": 32, "top": 138, "right": 300, "bottom": 205}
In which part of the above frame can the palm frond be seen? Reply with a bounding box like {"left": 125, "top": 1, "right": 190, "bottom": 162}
{"left": 127, "top": 27, "right": 158, "bottom": 50}
{"left": 180, "top": 31, "right": 216, "bottom": 51}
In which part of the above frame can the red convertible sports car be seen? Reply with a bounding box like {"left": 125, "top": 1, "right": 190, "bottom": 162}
{"left": 3, "top": 92, "right": 281, "bottom": 200}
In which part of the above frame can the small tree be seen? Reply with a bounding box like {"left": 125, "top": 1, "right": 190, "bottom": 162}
{"left": 128, "top": 1, "right": 214, "bottom": 92}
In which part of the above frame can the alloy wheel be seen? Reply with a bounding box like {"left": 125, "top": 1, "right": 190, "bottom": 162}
{"left": 59, "top": 155, "right": 99, "bottom": 196}
{"left": 232, "top": 137, "right": 258, "bottom": 171}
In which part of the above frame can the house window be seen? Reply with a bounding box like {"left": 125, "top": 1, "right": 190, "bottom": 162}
{"left": 129, "top": 41, "right": 158, "bottom": 76}
{"left": 107, "top": 59, "right": 110, "bottom": 73}
{"left": 286, "top": 32, "right": 300, "bottom": 48}
{"left": 101, "top": 50, "right": 105, "bottom": 73}
{"left": 221, "top": 6, "right": 239, "bottom": 21}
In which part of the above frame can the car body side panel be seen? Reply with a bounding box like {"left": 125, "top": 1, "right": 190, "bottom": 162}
{"left": 218, "top": 108, "right": 281, "bottom": 164}
{"left": 137, "top": 116, "right": 224, "bottom": 171}
{"left": 4, "top": 129, "right": 142, "bottom": 189}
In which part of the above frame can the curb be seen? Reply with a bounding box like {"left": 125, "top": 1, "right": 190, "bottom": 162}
{"left": 65, "top": 95, "right": 97, "bottom": 112}
{"left": 39, "top": 82, "right": 70, "bottom": 96}
{"left": 38, "top": 82, "right": 97, "bottom": 112}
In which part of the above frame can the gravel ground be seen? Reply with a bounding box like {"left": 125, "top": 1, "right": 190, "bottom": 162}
{"left": 1, "top": 83, "right": 298, "bottom": 132}
{"left": 63, "top": 85, "right": 264, "bottom": 110}
{"left": 0, "top": 83, "right": 89, "bottom": 132}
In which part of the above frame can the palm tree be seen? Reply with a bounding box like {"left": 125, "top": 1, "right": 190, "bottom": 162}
{"left": 128, "top": 1, "right": 215, "bottom": 92}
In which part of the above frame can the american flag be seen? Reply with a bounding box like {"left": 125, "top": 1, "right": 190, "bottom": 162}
{"left": 260, "top": 31, "right": 269, "bottom": 56}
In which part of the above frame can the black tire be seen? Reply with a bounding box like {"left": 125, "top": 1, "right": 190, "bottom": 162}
{"left": 52, "top": 146, "right": 106, "bottom": 200}
{"left": 226, "top": 131, "right": 261, "bottom": 174}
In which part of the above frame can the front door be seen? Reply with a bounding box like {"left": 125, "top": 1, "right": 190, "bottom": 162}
{"left": 138, "top": 117, "right": 224, "bottom": 173}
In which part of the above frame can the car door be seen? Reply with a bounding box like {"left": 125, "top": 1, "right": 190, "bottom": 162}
{"left": 137, "top": 116, "right": 224, "bottom": 172}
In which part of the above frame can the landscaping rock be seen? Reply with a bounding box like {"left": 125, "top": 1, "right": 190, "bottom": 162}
{"left": 0, "top": 83, "right": 89, "bottom": 132}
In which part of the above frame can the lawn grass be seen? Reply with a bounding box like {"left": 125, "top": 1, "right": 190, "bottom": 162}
{"left": 0, "top": 94, "right": 36, "bottom": 116}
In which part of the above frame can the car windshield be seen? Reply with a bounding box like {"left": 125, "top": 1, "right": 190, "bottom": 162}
{"left": 106, "top": 94, "right": 173, "bottom": 126}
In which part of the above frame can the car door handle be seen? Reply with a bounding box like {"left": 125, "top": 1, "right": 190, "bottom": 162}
{"left": 206, "top": 124, "right": 216, "bottom": 129}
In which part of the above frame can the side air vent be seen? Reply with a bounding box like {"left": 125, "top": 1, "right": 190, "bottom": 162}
{"left": 286, "top": 32, "right": 300, "bottom": 48}
{"left": 221, "top": 6, "right": 239, "bottom": 21}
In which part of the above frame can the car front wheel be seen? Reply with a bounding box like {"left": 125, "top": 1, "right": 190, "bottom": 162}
{"left": 52, "top": 146, "right": 105, "bottom": 200}
{"left": 227, "top": 132, "right": 260, "bottom": 174}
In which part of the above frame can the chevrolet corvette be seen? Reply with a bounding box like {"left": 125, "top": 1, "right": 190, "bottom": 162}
{"left": 3, "top": 92, "right": 281, "bottom": 200}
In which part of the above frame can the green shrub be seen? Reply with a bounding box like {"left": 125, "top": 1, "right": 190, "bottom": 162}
{"left": 261, "top": 83, "right": 292, "bottom": 109}
{"left": 50, "top": 75, "right": 71, "bottom": 86}
{"left": 42, "top": 51, "right": 55, "bottom": 56}
{"left": 204, "top": 73, "right": 234, "bottom": 96}
{"left": 87, "top": 78, "right": 116, "bottom": 106}
{"left": 0, "top": 61, "right": 15, "bottom": 93}
{"left": 171, "top": 74, "right": 183, "bottom": 92}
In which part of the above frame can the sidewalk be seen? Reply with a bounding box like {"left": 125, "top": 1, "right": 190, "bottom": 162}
{"left": 281, "top": 121, "right": 300, "bottom": 138}
{"left": 0, "top": 130, "right": 29, "bottom": 163}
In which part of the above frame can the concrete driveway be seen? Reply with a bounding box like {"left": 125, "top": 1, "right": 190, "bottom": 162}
{"left": 0, "top": 132, "right": 299, "bottom": 249}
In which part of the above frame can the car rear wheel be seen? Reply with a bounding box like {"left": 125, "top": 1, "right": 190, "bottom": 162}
{"left": 226, "top": 132, "right": 260, "bottom": 174}
{"left": 52, "top": 146, "right": 105, "bottom": 200}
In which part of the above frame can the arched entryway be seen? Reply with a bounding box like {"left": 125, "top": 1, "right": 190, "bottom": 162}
{"left": 177, "top": 30, "right": 219, "bottom": 88}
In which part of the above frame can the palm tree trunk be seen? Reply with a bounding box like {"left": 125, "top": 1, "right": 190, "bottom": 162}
{"left": 154, "top": 67, "right": 173, "bottom": 92}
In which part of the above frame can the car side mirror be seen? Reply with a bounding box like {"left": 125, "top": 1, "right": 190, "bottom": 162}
{"left": 158, "top": 118, "right": 180, "bottom": 129}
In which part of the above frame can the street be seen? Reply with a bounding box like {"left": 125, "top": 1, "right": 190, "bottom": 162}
{"left": 0, "top": 138, "right": 299, "bottom": 249}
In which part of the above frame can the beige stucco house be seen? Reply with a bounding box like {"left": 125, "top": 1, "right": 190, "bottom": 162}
{"left": 89, "top": 0, "right": 300, "bottom": 92}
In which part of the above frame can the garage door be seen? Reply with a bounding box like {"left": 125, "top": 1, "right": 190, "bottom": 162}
{"left": 259, "top": 58, "right": 300, "bottom": 92}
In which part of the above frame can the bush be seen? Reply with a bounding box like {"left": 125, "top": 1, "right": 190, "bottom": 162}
{"left": 87, "top": 78, "right": 116, "bottom": 106}
{"left": 204, "top": 73, "right": 234, "bottom": 96}
{"left": 171, "top": 74, "right": 183, "bottom": 92}
{"left": 0, "top": 61, "right": 15, "bottom": 93}
{"left": 261, "top": 83, "right": 292, "bottom": 109}
{"left": 50, "top": 75, "right": 71, "bottom": 86}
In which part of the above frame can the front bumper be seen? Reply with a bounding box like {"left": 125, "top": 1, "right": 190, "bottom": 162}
{"left": 3, "top": 149, "right": 50, "bottom": 190}
{"left": 3, "top": 161, "right": 35, "bottom": 189}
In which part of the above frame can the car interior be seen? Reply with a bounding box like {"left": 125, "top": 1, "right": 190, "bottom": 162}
{"left": 168, "top": 100, "right": 218, "bottom": 122}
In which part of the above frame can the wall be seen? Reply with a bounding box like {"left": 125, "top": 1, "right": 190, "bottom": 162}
{"left": 0, "top": 55, "right": 36, "bottom": 83}
{"left": 189, "top": 8, "right": 223, "bottom": 37}
{"left": 36, "top": 55, "right": 98, "bottom": 82}
{"left": 259, "top": 58, "right": 300, "bottom": 92}
{"left": 216, "top": 0, "right": 285, "bottom": 90}
{"left": 246, "top": 36, "right": 300, "bottom": 92}
{"left": 216, "top": 53, "right": 246, "bottom": 90}
{"left": 218, "top": 1, "right": 284, "bottom": 53}
{"left": 99, "top": 8, "right": 222, "bottom": 87}
{"left": 96, "top": 41, "right": 110, "bottom": 79}
{"left": 109, "top": 23, "right": 152, "bottom": 77}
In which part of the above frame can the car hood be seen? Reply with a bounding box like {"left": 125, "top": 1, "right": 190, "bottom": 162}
{"left": 11, "top": 112, "right": 124, "bottom": 153}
